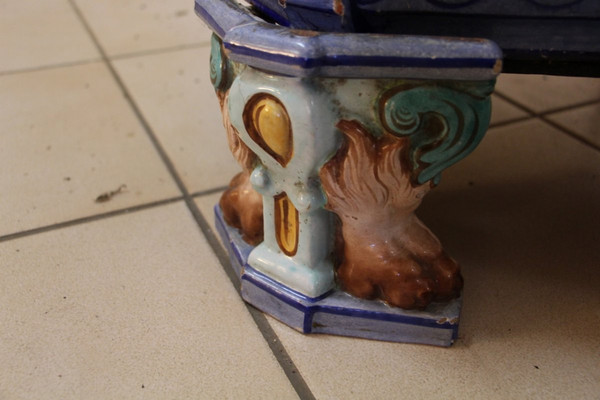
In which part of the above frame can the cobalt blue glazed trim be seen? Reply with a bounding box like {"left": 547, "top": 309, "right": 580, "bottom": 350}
{"left": 216, "top": 207, "right": 459, "bottom": 333}
{"left": 245, "top": 0, "right": 291, "bottom": 26}
{"left": 195, "top": 0, "right": 502, "bottom": 80}
{"left": 314, "top": 302, "right": 458, "bottom": 332}
{"left": 284, "top": 0, "right": 342, "bottom": 9}
{"left": 194, "top": 5, "right": 226, "bottom": 39}
{"left": 250, "top": 0, "right": 349, "bottom": 13}
{"left": 223, "top": 26, "right": 501, "bottom": 79}
{"left": 215, "top": 204, "right": 460, "bottom": 345}
{"left": 247, "top": 0, "right": 355, "bottom": 32}
{"left": 226, "top": 43, "right": 498, "bottom": 71}
{"left": 243, "top": 266, "right": 459, "bottom": 335}
{"left": 194, "top": 0, "right": 255, "bottom": 39}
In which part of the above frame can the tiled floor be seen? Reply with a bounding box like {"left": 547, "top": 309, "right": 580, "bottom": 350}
{"left": 1, "top": 1, "right": 599, "bottom": 399}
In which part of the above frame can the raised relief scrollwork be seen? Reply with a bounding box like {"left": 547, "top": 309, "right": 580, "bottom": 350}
{"left": 380, "top": 82, "right": 493, "bottom": 185}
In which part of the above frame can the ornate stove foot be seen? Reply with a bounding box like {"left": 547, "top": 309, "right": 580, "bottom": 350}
{"left": 219, "top": 171, "right": 263, "bottom": 245}
{"left": 196, "top": 0, "right": 502, "bottom": 345}
{"left": 320, "top": 120, "right": 463, "bottom": 310}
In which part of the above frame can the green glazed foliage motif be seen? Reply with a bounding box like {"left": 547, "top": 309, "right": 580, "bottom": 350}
{"left": 380, "top": 81, "right": 494, "bottom": 185}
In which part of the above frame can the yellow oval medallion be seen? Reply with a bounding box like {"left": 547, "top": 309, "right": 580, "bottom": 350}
{"left": 274, "top": 192, "right": 299, "bottom": 256}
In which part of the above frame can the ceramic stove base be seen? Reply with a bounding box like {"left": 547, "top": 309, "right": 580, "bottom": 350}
{"left": 215, "top": 205, "right": 461, "bottom": 346}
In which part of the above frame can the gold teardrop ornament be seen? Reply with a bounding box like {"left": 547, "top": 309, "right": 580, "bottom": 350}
{"left": 243, "top": 94, "right": 293, "bottom": 167}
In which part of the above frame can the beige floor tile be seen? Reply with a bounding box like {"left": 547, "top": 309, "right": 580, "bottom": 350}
{"left": 269, "top": 318, "right": 495, "bottom": 400}
{"left": 113, "top": 47, "right": 240, "bottom": 193}
{"left": 195, "top": 192, "right": 226, "bottom": 223}
{"left": 246, "top": 119, "right": 599, "bottom": 399}
{"left": 495, "top": 74, "right": 600, "bottom": 113}
{"left": 421, "top": 119, "right": 600, "bottom": 398}
{"left": 546, "top": 102, "right": 600, "bottom": 148}
{"left": 194, "top": 191, "right": 229, "bottom": 246}
{"left": 74, "top": 0, "right": 211, "bottom": 57}
{"left": 0, "top": 0, "right": 99, "bottom": 73}
{"left": 0, "top": 202, "right": 298, "bottom": 400}
{"left": 490, "top": 94, "right": 529, "bottom": 125}
{"left": 0, "top": 62, "right": 180, "bottom": 237}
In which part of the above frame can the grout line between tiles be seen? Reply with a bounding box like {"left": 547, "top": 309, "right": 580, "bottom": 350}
{"left": 0, "top": 58, "right": 103, "bottom": 77}
{"left": 190, "top": 185, "right": 229, "bottom": 198}
{"left": 540, "top": 117, "right": 600, "bottom": 153}
{"left": 488, "top": 115, "right": 533, "bottom": 129}
{"left": 492, "top": 90, "right": 537, "bottom": 116}
{"left": 493, "top": 91, "right": 600, "bottom": 153}
{"left": 539, "top": 98, "right": 600, "bottom": 117}
{"left": 67, "top": 5, "right": 187, "bottom": 200}
{"left": 67, "top": 2, "right": 316, "bottom": 398}
{"left": 109, "top": 42, "right": 210, "bottom": 61}
{"left": 0, "top": 185, "right": 228, "bottom": 244}
{"left": 495, "top": 90, "right": 600, "bottom": 118}
{"left": 0, "top": 197, "right": 184, "bottom": 244}
{"left": 184, "top": 199, "right": 318, "bottom": 400}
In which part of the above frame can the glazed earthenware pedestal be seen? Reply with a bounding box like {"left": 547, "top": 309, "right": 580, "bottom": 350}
{"left": 215, "top": 205, "right": 461, "bottom": 346}
{"left": 195, "top": 0, "right": 502, "bottom": 346}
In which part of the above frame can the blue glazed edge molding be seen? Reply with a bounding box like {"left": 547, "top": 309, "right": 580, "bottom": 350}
{"left": 194, "top": 0, "right": 502, "bottom": 80}
{"left": 246, "top": 0, "right": 356, "bottom": 32}
{"left": 215, "top": 206, "right": 460, "bottom": 346}
{"left": 241, "top": 0, "right": 600, "bottom": 77}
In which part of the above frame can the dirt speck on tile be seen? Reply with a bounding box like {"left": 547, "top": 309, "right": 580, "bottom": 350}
{"left": 95, "top": 184, "right": 127, "bottom": 203}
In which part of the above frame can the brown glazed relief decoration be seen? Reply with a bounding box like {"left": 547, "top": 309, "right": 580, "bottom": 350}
{"left": 319, "top": 81, "right": 492, "bottom": 310}
{"left": 212, "top": 36, "right": 264, "bottom": 245}
{"left": 319, "top": 119, "right": 463, "bottom": 310}
{"left": 217, "top": 96, "right": 264, "bottom": 246}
